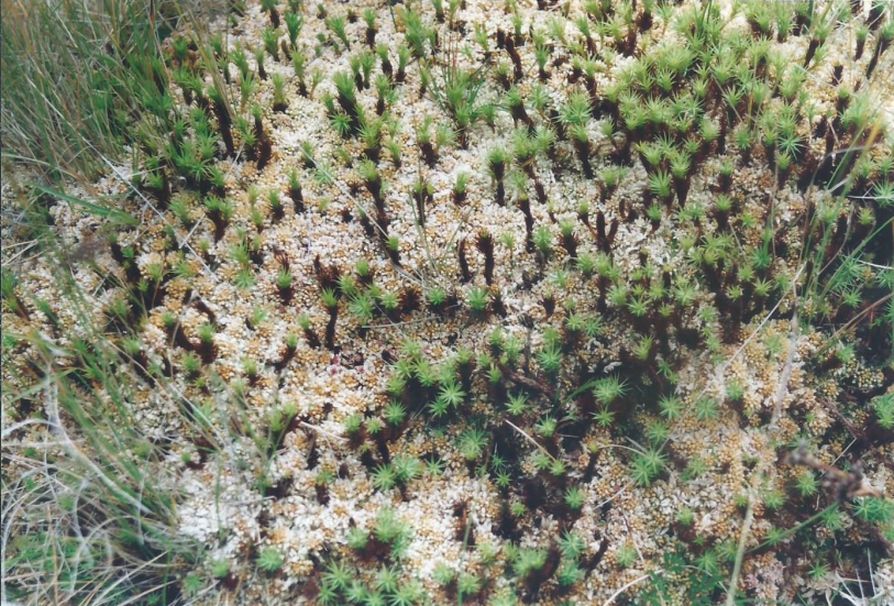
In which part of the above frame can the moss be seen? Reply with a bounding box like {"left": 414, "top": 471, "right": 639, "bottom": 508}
{"left": 6, "top": 0, "right": 894, "bottom": 603}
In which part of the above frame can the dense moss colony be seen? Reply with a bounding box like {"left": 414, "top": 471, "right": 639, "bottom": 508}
{"left": 1, "top": 0, "right": 893, "bottom": 604}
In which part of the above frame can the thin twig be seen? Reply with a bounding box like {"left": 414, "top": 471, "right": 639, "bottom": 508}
{"left": 725, "top": 307, "right": 799, "bottom": 605}
{"left": 503, "top": 419, "right": 555, "bottom": 460}
{"left": 602, "top": 571, "right": 658, "bottom": 606}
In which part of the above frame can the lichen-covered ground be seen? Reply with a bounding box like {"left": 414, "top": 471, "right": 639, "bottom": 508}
{"left": 2, "top": 0, "right": 893, "bottom": 604}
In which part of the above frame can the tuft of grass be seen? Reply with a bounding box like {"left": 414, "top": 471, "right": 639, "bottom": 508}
{"left": 1, "top": 1, "right": 225, "bottom": 180}
{"left": 427, "top": 49, "right": 488, "bottom": 146}
{"left": 2, "top": 236, "right": 208, "bottom": 603}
